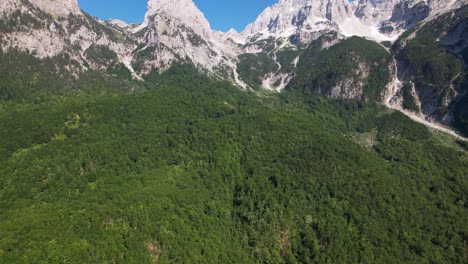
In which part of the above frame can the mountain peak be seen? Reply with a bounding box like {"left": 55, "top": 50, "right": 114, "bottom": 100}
{"left": 0, "top": 0, "right": 81, "bottom": 17}
{"left": 226, "top": 28, "right": 239, "bottom": 35}
{"left": 241, "top": 0, "right": 353, "bottom": 42}
{"left": 129, "top": 0, "right": 239, "bottom": 76}
{"left": 240, "top": 0, "right": 465, "bottom": 45}
{"left": 28, "top": 0, "right": 81, "bottom": 16}
{"left": 147, "top": 0, "right": 196, "bottom": 12}
{"left": 143, "top": 0, "right": 212, "bottom": 38}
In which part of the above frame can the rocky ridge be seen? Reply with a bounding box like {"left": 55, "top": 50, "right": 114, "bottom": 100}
{"left": 129, "top": 0, "right": 241, "bottom": 82}
{"left": 237, "top": 0, "right": 465, "bottom": 46}
{"left": 0, "top": 0, "right": 468, "bottom": 135}
{"left": 1, "top": 0, "right": 464, "bottom": 81}
{"left": 0, "top": 0, "right": 138, "bottom": 78}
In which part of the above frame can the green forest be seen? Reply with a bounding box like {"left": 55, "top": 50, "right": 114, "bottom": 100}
{"left": 0, "top": 63, "right": 467, "bottom": 263}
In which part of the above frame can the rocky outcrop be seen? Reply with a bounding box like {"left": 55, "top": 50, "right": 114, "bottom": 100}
{"left": 0, "top": 0, "right": 138, "bottom": 77}
{"left": 0, "top": 0, "right": 468, "bottom": 134}
{"left": 388, "top": 6, "right": 468, "bottom": 132}
{"left": 0, "top": 0, "right": 467, "bottom": 93}
{"left": 237, "top": 0, "right": 466, "bottom": 47}
{"left": 239, "top": 0, "right": 352, "bottom": 46}
{"left": 28, "top": 0, "right": 80, "bottom": 17}
{"left": 130, "top": 0, "right": 240, "bottom": 77}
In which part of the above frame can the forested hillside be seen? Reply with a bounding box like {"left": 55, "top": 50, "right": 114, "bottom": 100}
{"left": 394, "top": 7, "right": 468, "bottom": 135}
{"left": 0, "top": 65, "right": 466, "bottom": 263}
{"left": 1, "top": 0, "right": 468, "bottom": 262}
{"left": 289, "top": 37, "right": 392, "bottom": 101}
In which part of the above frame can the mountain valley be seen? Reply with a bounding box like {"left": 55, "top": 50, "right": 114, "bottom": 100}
{"left": 0, "top": 0, "right": 467, "bottom": 262}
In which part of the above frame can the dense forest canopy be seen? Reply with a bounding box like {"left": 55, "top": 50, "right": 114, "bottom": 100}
{"left": 0, "top": 64, "right": 466, "bottom": 263}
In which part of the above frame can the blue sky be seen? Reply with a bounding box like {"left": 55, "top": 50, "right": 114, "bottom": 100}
{"left": 78, "top": 0, "right": 277, "bottom": 32}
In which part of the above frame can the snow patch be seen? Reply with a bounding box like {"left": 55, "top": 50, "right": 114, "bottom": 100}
{"left": 338, "top": 17, "right": 399, "bottom": 42}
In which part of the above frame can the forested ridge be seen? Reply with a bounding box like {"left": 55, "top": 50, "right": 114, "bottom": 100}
{"left": 0, "top": 65, "right": 466, "bottom": 263}
{"left": 394, "top": 7, "right": 468, "bottom": 135}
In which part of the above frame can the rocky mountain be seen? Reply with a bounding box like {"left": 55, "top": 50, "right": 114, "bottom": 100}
{"left": 387, "top": 5, "right": 468, "bottom": 134}
{"left": 0, "top": 0, "right": 80, "bottom": 18}
{"left": 0, "top": 0, "right": 245, "bottom": 83}
{"left": 2, "top": 2, "right": 468, "bottom": 262}
{"left": 231, "top": 0, "right": 466, "bottom": 91}
{"left": 129, "top": 0, "right": 241, "bottom": 82}
{"left": 0, "top": 0, "right": 468, "bottom": 135}
{"left": 232, "top": 0, "right": 468, "bottom": 135}
{"left": 0, "top": 0, "right": 138, "bottom": 78}
{"left": 237, "top": 0, "right": 464, "bottom": 46}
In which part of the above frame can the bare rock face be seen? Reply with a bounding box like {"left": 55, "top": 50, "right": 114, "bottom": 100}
{"left": 238, "top": 0, "right": 466, "bottom": 47}
{"left": 354, "top": 0, "right": 400, "bottom": 24}
{"left": 28, "top": 0, "right": 80, "bottom": 17}
{"left": 0, "top": 0, "right": 79, "bottom": 17}
{"left": 0, "top": 0, "right": 244, "bottom": 83}
{"left": 240, "top": 0, "right": 352, "bottom": 45}
{"left": 131, "top": 0, "right": 240, "bottom": 79}
{"left": 386, "top": 5, "right": 468, "bottom": 131}
{"left": 145, "top": 0, "right": 212, "bottom": 39}
{"left": 389, "top": 1, "right": 430, "bottom": 24}
{"left": 0, "top": 0, "right": 21, "bottom": 16}
{"left": 0, "top": 0, "right": 467, "bottom": 89}
{"left": 0, "top": 0, "right": 138, "bottom": 77}
{"left": 0, "top": 0, "right": 467, "bottom": 133}
{"left": 428, "top": 0, "right": 459, "bottom": 11}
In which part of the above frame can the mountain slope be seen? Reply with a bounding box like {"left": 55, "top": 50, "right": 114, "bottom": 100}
{"left": 237, "top": 0, "right": 466, "bottom": 48}
{"left": 288, "top": 36, "right": 392, "bottom": 101}
{"left": 1, "top": 0, "right": 468, "bottom": 135}
{"left": 0, "top": 0, "right": 137, "bottom": 76}
{"left": 0, "top": 0, "right": 244, "bottom": 84}
{"left": 0, "top": 67, "right": 466, "bottom": 263}
{"left": 0, "top": 0, "right": 468, "bottom": 263}
{"left": 130, "top": 0, "right": 240, "bottom": 78}
{"left": 388, "top": 6, "right": 468, "bottom": 135}
{"left": 230, "top": 0, "right": 468, "bottom": 136}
